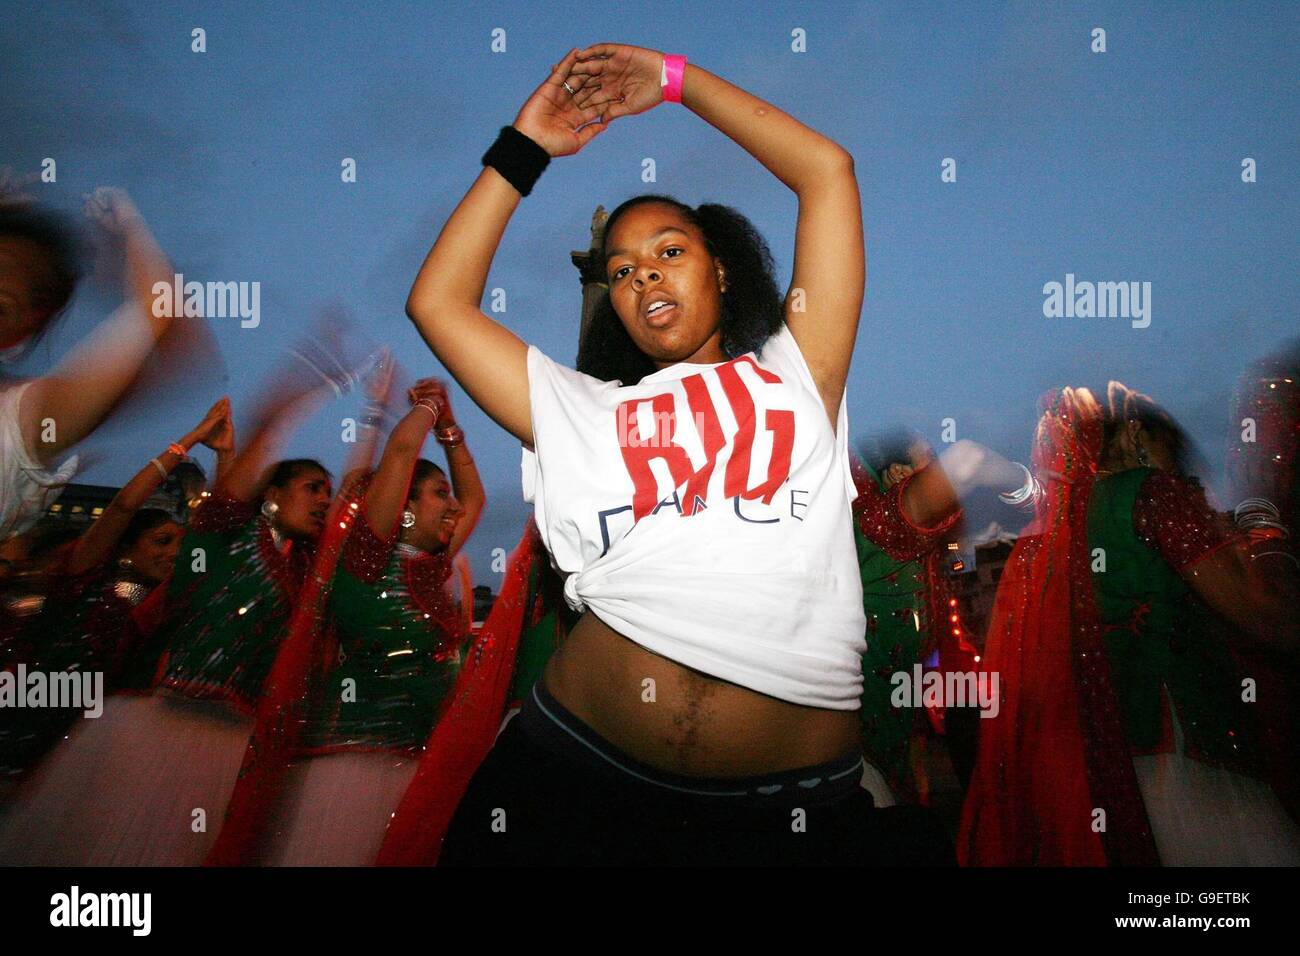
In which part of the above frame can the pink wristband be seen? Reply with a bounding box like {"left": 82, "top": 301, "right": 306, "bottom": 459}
{"left": 660, "top": 53, "right": 686, "bottom": 103}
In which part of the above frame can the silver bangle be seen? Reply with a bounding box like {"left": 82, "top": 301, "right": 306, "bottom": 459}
{"left": 149, "top": 457, "right": 168, "bottom": 480}
{"left": 998, "top": 462, "right": 1040, "bottom": 508}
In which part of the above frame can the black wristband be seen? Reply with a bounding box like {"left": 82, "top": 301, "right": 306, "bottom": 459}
{"left": 482, "top": 126, "right": 551, "bottom": 197}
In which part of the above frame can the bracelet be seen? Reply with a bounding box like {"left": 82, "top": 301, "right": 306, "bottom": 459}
{"left": 660, "top": 53, "right": 687, "bottom": 103}
{"left": 1234, "top": 497, "right": 1288, "bottom": 537}
{"left": 413, "top": 400, "right": 441, "bottom": 421}
{"left": 482, "top": 126, "right": 551, "bottom": 197}
{"left": 167, "top": 442, "right": 187, "bottom": 457}
{"left": 149, "top": 458, "right": 168, "bottom": 480}
{"left": 436, "top": 423, "right": 465, "bottom": 448}
{"left": 998, "top": 462, "right": 1042, "bottom": 509}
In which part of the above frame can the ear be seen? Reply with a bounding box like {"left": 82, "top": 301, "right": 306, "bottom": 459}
{"left": 713, "top": 257, "right": 727, "bottom": 294}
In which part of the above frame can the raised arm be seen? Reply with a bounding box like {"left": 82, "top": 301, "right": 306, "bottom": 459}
{"left": 431, "top": 386, "right": 485, "bottom": 560}
{"left": 66, "top": 398, "right": 229, "bottom": 575}
{"left": 571, "top": 45, "right": 864, "bottom": 423}
{"left": 405, "top": 50, "right": 607, "bottom": 446}
{"left": 20, "top": 189, "right": 182, "bottom": 464}
{"left": 218, "top": 336, "right": 351, "bottom": 502}
{"left": 364, "top": 380, "right": 443, "bottom": 540}
{"left": 336, "top": 349, "right": 397, "bottom": 498}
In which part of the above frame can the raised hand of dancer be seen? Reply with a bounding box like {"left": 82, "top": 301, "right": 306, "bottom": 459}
{"left": 568, "top": 43, "right": 666, "bottom": 121}
{"left": 83, "top": 187, "right": 145, "bottom": 236}
{"left": 408, "top": 378, "right": 454, "bottom": 430}
{"left": 513, "top": 48, "right": 609, "bottom": 157}
{"left": 188, "top": 396, "right": 231, "bottom": 451}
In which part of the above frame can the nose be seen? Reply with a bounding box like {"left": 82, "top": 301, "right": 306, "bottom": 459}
{"left": 631, "top": 264, "right": 662, "bottom": 290}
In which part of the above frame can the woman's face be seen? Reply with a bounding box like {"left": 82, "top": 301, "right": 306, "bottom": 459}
{"left": 1120, "top": 421, "right": 1178, "bottom": 473}
{"left": 122, "top": 521, "right": 184, "bottom": 584}
{"left": 406, "top": 472, "right": 462, "bottom": 553}
{"left": 0, "top": 236, "right": 58, "bottom": 350}
{"left": 604, "top": 203, "right": 728, "bottom": 369}
{"left": 265, "top": 469, "right": 332, "bottom": 542}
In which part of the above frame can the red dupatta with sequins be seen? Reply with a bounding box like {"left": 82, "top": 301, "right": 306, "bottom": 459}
{"left": 375, "top": 520, "right": 542, "bottom": 866}
{"left": 958, "top": 387, "right": 1158, "bottom": 866}
{"left": 204, "top": 485, "right": 359, "bottom": 866}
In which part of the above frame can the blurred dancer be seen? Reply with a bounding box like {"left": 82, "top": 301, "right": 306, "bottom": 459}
{"left": 0, "top": 342, "right": 348, "bottom": 865}
{"left": 0, "top": 399, "right": 227, "bottom": 779}
{"left": 960, "top": 384, "right": 1300, "bottom": 866}
{"left": 852, "top": 434, "right": 1028, "bottom": 805}
{"left": 263, "top": 378, "right": 483, "bottom": 865}
{"left": 1227, "top": 341, "right": 1300, "bottom": 822}
{"left": 1, "top": 189, "right": 182, "bottom": 540}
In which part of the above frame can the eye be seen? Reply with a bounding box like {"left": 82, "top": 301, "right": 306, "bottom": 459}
{"left": 661, "top": 246, "right": 684, "bottom": 259}
{"left": 611, "top": 265, "right": 632, "bottom": 281}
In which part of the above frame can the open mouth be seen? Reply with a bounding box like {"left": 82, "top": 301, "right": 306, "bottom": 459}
{"left": 643, "top": 295, "right": 678, "bottom": 326}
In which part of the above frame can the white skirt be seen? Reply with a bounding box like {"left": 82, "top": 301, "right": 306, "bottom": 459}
{"left": 0, "top": 692, "right": 253, "bottom": 866}
{"left": 262, "top": 751, "right": 419, "bottom": 866}
{"left": 1132, "top": 704, "right": 1300, "bottom": 866}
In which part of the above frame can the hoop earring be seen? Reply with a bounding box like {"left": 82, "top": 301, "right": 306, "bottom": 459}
{"left": 261, "top": 500, "right": 279, "bottom": 520}
{"left": 400, "top": 510, "right": 416, "bottom": 529}
{"left": 1134, "top": 438, "right": 1150, "bottom": 467}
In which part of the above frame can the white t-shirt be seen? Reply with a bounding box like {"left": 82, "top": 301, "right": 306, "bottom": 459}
{"left": 0, "top": 381, "right": 78, "bottom": 540}
{"left": 522, "top": 323, "right": 867, "bottom": 710}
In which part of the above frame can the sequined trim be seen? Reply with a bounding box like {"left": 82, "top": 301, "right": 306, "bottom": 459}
{"left": 342, "top": 509, "right": 399, "bottom": 584}
{"left": 191, "top": 491, "right": 258, "bottom": 535}
{"left": 852, "top": 467, "right": 958, "bottom": 563}
{"left": 1134, "top": 471, "right": 1235, "bottom": 570}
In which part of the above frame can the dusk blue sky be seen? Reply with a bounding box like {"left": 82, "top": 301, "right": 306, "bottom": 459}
{"left": 5, "top": 1, "right": 1297, "bottom": 584}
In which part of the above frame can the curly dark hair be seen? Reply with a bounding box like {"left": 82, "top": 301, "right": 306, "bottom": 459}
{"left": 576, "top": 195, "right": 784, "bottom": 384}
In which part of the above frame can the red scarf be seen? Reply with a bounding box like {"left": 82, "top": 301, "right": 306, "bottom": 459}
{"left": 204, "top": 486, "right": 358, "bottom": 865}
{"left": 958, "top": 388, "right": 1158, "bottom": 865}
{"left": 375, "top": 521, "right": 541, "bottom": 866}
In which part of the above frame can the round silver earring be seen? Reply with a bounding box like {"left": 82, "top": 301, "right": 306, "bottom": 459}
{"left": 261, "top": 500, "right": 279, "bottom": 520}
{"left": 400, "top": 510, "right": 416, "bottom": 529}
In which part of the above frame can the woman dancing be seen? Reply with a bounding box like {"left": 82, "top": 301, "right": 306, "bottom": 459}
{"left": 0, "top": 399, "right": 227, "bottom": 780}
{"left": 1, "top": 188, "right": 180, "bottom": 540}
{"left": 264, "top": 378, "right": 483, "bottom": 865}
{"left": 405, "top": 43, "right": 948, "bottom": 865}
{"left": 959, "top": 384, "right": 1300, "bottom": 866}
{"left": 0, "top": 347, "right": 342, "bottom": 864}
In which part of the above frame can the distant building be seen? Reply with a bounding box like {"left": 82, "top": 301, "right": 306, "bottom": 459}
{"left": 40, "top": 462, "right": 207, "bottom": 530}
